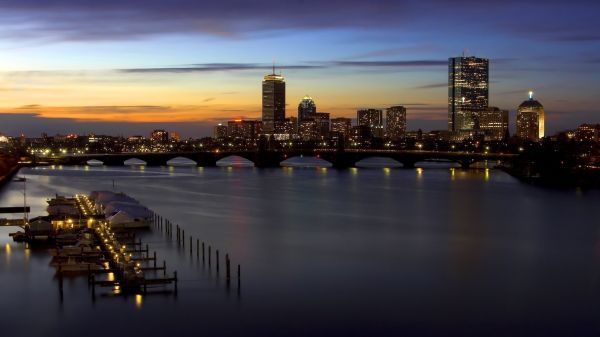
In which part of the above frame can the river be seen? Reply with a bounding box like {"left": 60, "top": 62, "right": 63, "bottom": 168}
{"left": 1, "top": 162, "right": 600, "bottom": 337}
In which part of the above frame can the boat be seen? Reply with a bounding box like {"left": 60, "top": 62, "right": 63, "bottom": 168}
{"left": 9, "top": 231, "right": 27, "bottom": 242}
{"left": 54, "top": 257, "right": 104, "bottom": 273}
{"left": 50, "top": 242, "right": 99, "bottom": 257}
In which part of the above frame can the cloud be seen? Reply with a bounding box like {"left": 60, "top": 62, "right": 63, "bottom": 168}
{"left": 4, "top": 105, "right": 222, "bottom": 122}
{"left": 120, "top": 63, "right": 324, "bottom": 73}
{"left": 0, "top": 0, "right": 597, "bottom": 43}
{"left": 333, "top": 60, "right": 447, "bottom": 67}
{"left": 118, "top": 60, "right": 448, "bottom": 74}
{"left": 413, "top": 83, "right": 447, "bottom": 89}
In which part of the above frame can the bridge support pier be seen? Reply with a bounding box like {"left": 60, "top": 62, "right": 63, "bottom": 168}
{"left": 459, "top": 160, "right": 475, "bottom": 169}
{"left": 401, "top": 161, "right": 416, "bottom": 169}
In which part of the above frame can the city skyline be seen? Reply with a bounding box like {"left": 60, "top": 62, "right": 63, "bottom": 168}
{"left": 0, "top": 1, "right": 599, "bottom": 137}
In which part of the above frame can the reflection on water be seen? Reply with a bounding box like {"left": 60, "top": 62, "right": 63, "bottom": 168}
{"left": 281, "top": 156, "right": 332, "bottom": 168}
{"left": 216, "top": 155, "right": 254, "bottom": 167}
{"left": 135, "top": 294, "right": 143, "bottom": 309}
{"left": 1, "top": 165, "right": 600, "bottom": 337}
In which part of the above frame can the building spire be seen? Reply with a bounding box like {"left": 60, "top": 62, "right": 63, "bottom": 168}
{"left": 529, "top": 90, "right": 534, "bottom": 100}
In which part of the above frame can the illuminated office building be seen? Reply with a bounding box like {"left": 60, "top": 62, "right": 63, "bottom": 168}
{"left": 262, "top": 68, "right": 286, "bottom": 134}
{"left": 479, "top": 106, "right": 509, "bottom": 141}
{"left": 448, "top": 56, "right": 489, "bottom": 132}
{"left": 227, "top": 120, "right": 263, "bottom": 140}
{"left": 516, "top": 91, "right": 545, "bottom": 141}
{"left": 298, "top": 95, "right": 317, "bottom": 123}
{"left": 331, "top": 118, "right": 352, "bottom": 136}
{"left": 150, "top": 129, "right": 169, "bottom": 143}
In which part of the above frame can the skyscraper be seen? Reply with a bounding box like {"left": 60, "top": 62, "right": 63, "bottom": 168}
{"left": 262, "top": 68, "right": 286, "bottom": 134}
{"left": 298, "top": 95, "right": 317, "bottom": 123}
{"left": 516, "top": 91, "right": 545, "bottom": 141}
{"left": 479, "top": 106, "right": 509, "bottom": 141}
{"left": 448, "top": 56, "right": 489, "bottom": 132}
{"left": 385, "top": 106, "right": 407, "bottom": 140}
{"left": 357, "top": 109, "right": 384, "bottom": 138}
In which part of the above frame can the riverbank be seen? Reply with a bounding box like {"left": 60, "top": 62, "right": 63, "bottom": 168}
{"left": 0, "top": 155, "right": 20, "bottom": 189}
{"left": 500, "top": 165, "right": 600, "bottom": 189}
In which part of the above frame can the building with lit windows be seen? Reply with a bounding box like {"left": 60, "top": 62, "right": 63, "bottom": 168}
{"left": 331, "top": 118, "right": 352, "bottom": 136}
{"left": 227, "top": 120, "right": 263, "bottom": 140}
{"left": 298, "top": 95, "right": 317, "bottom": 123}
{"left": 280, "top": 117, "right": 298, "bottom": 139}
{"left": 448, "top": 56, "right": 489, "bottom": 132}
{"left": 575, "top": 124, "right": 600, "bottom": 142}
{"left": 150, "top": 129, "right": 169, "bottom": 143}
{"left": 516, "top": 91, "right": 545, "bottom": 141}
{"left": 169, "top": 132, "right": 181, "bottom": 142}
{"left": 479, "top": 106, "right": 509, "bottom": 141}
{"left": 298, "top": 120, "right": 319, "bottom": 141}
{"left": 313, "top": 112, "right": 330, "bottom": 140}
{"left": 349, "top": 125, "right": 373, "bottom": 147}
{"left": 357, "top": 109, "right": 384, "bottom": 138}
{"left": 385, "top": 106, "right": 407, "bottom": 140}
{"left": 213, "top": 124, "right": 228, "bottom": 139}
{"left": 262, "top": 69, "right": 286, "bottom": 134}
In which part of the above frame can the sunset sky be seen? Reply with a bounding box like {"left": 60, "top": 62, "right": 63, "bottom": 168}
{"left": 0, "top": 0, "right": 599, "bottom": 137}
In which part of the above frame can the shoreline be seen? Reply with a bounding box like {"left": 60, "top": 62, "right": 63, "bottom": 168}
{"left": 0, "top": 158, "right": 21, "bottom": 190}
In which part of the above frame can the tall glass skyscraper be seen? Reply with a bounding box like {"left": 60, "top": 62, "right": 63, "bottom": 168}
{"left": 448, "top": 56, "right": 489, "bottom": 132}
{"left": 298, "top": 95, "right": 317, "bottom": 122}
{"left": 262, "top": 69, "right": 286, "bottom": 134}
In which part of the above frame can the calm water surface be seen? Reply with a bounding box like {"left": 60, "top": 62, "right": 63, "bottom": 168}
{"left": 1, "top": 163, "right": 600, "bottom": 337}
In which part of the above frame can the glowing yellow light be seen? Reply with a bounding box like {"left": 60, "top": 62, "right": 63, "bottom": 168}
{"left": 5, "top": 243, "right": 11, "bottom": 255}
{"left": 108, "top": 272, "right": 115, "bottom": 282}
{"left": 135, "top": 294, "right": 143, "bottom": 309}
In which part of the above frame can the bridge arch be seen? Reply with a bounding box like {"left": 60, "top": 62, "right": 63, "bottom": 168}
{"left": 355, "top": 156, "right": 403, "bottom": 168}
{"left": 166, "top": 156, "right": 197, "bottom": 166}
{"left": 86, "top": 159, "right": 104, "bottom": 166}
{"left": 280, "top": 155, "right": 333, "bottom": 168}
{"left": 216, "top": 155, "right": 255, "bottom": 167}
{"left": 124, "top": 158, "right": 147, "bottom": 166}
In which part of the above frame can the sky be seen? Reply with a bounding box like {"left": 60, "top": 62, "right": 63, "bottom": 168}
{"left": 0, "top": 0, "right": 599, "bottom": 138}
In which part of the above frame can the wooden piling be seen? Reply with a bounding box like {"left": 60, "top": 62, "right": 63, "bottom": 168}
{"left": 174, "top": 271, "right": 178, "bottom": 293}
{"left": 237, "top": 264, "right": 241, "bottom": 288}
{"left": 216, "top": 249, "right": 220, "bottom": 273}
{"left": 226, "top": 254, "right": 231, "bottom": 281}
{"left": 163, "top": 260, "right": 166, "bottom": 276}
{"left": 189, "top": 237, "right": 192, "bottom": 255}
{"left": 208, "top": 246, "right": 212, "bottom": 267}
{"left": 196, "top": 239, "right": 200, "bottom": 258}
{"left": 202, "top": 242, "right": 205, "bottom": 263}
{"left": 153, "top": 251, "right": 157, "bottom": 268}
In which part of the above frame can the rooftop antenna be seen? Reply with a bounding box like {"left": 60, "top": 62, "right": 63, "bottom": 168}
{"left": 272, "top": 59, "right": 276, "bottom": 75}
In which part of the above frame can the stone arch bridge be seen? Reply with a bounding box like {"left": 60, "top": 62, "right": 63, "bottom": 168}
{"left": 51, "top": 150, "right": 517, "bottom": 169}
